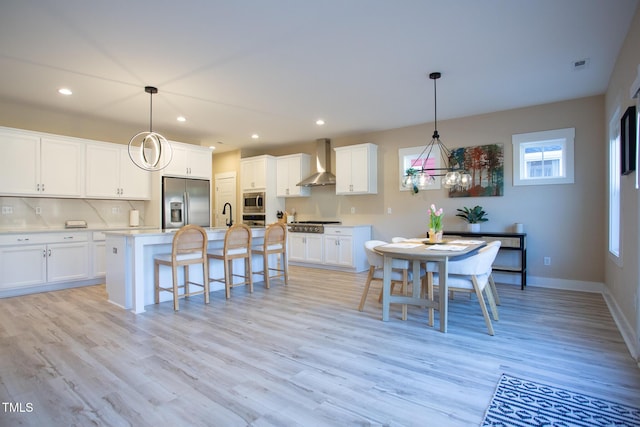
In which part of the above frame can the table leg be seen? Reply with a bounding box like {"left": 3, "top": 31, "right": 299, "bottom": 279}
{"left": 438, "top": 258, "right": 448, "bottom": 333}
{"left": 382, "top": 255, "right": 392, "bottom": 321}
{"left": 412, "top": 260, "right": 421, "bottom": 299}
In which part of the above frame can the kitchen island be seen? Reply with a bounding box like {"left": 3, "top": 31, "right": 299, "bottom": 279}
{"left": 105, "top": 227, "right": 266, "bottom": 314}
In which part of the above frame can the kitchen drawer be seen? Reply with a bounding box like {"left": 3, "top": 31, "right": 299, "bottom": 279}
{"left": 92, "top": 231, "right": 107, "bottom": 241}
{"left": 0, "top": 234, "right": 52, "bottom": 246}
{"left": 0, "top": 231, "right": 88, "bottom": 246}
{"left": 323, "top": 226, "right": 353, "bottom": 236}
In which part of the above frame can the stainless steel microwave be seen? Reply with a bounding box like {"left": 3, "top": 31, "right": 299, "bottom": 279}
{"left": 243, "top": 192, "right": 265, "bottom": 213}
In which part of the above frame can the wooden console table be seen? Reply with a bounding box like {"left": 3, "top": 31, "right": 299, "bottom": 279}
{"left": 443, "top": 231, "right": 527, "bottom": 289}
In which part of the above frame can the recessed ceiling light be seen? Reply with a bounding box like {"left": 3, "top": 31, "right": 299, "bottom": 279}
{"left": 58, "top": 88, "right": 72, "bottom": 95}
{"left": 177, "top": 116, "right": 186, "bottom": 122}
{"left": 316, "top": 119, "right": 325, "bottom": 126}
{"left": 251, "top": 133, "right": 259, "bottom": 139}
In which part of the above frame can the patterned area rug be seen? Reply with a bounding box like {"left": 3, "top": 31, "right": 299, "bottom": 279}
{"left": 482, "top": 374, "right": 640, "bottom": 427}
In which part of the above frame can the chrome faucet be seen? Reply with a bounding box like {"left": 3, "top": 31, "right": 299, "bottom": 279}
{"left": 222, "top": 202, "right": 233, "bottom": 227}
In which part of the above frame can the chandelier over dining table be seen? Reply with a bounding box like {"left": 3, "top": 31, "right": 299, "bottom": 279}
{"left": 402, "top": 72, "right": 471, "bottom": 193}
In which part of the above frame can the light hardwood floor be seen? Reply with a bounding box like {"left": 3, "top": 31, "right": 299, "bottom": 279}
{"left": 1, "top": 266, "right": 639, "bottom": 426}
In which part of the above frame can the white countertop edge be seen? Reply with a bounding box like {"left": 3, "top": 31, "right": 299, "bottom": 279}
{"left": 0, "top": 226, "right": 157, "bottom": 235}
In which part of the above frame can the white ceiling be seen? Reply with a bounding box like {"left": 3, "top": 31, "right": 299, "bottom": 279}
{"left": 0, "top": 0, "right": 637, "bottom": 152}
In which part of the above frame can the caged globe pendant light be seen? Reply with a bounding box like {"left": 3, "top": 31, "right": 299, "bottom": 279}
{"left": 128, "top": 86, "right": 173, "bottom": 171}
{"left": 402, "top": 72, "right": 471, "bottom": 194}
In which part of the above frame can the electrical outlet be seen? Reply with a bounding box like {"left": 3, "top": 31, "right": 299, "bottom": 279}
{"left": 112, "top": 207, "right": 120, "bottom": 214}
{"left": 1, "top": 206, "right": 13, "bottom": 215}
{"left": 544, "top": 256, "right": 551, "bottom": 266}
{"left": 350, "top": 207, "right": 356, "bottom": 214}
{"left": 387, "top": 207, "right": 392, "bottom": 214}
{"left": 35, "top": 207, "right": 42, "bottom": 215}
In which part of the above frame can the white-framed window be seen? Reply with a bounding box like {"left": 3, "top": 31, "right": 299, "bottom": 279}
{"left": 609, "top": 111, "right": 621, "bottom": 263}
{"left": 512, "top": 128, "right": 575, "bottom": 186}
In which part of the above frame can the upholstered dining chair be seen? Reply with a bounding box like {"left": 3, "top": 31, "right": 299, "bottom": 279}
{"left": 154, "top": 224, "right": 210, "bottom": 311}
{"left": 252, "top": 222, "right": 288, "bottom": 288}
{"left": 429, "top": 242, "right": 501, "bottom": 335}
{"left": 208, "top": 223, "right": 253, "bottom": 299}
{"left": 359, "top": 240, "right": 426, "bottom": 320}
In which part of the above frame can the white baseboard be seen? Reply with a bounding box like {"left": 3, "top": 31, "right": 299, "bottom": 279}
{"left": 494, "top": 272, "right": 604, "bottom": 293}
{"left": 601, "top": 287, "right": 639, "bottom": 361}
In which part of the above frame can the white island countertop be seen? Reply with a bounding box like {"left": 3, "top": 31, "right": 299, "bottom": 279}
{"left": 105, "top": 226, "right": 267, "bottom": 314}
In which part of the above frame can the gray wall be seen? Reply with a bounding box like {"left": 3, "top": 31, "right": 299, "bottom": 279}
{"left": 271, "top": 96, "right": 605, "bottom": 290}
{"left": 605, "top": 4, "right": 640, "bottom": 361}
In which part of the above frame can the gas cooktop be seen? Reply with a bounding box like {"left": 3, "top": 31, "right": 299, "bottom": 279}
{"left": 291, "top": 221, "right": 341, "bottom": 224}
{"left": 289, "top": 221, "right": 341, "bottom": 233}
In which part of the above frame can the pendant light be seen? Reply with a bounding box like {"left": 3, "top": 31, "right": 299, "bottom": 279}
{"left": 128, "top": 86, "right": 173, "bottom": 171}
{"left": 402, "top": 72, "right": 471, "bottom": 193}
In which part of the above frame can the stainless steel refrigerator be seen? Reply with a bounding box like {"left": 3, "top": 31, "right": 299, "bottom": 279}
{"left": 162, "top": 177, "right": 211, "bottom": 229}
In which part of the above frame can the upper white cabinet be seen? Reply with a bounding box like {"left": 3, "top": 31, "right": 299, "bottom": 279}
{"left": 276, "top": 153, "right": 310, "bottom": 197}
{"left": 334, "top": 143, "right": 377, "bottom": 195}
{"left": 163, "top": 142, "right": 212, "bottom": 179}
{"left": 0, "top": 129, "right": 84, "bottom": 197}
{"left": 85, "top": 143, "right": 151, "bottom": 199}
{"left": 241, "top": 155, "right": 274, "bottom": 191}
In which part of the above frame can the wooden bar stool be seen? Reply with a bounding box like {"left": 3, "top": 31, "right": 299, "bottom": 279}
{"left": 208, "top": 224, "right": 253, "bottom": 299}
{"left": 154, "top": 224, "right": 210, "bottom": 311}
{"left": 252, "top": 222, "right": 288, "bottom": 288}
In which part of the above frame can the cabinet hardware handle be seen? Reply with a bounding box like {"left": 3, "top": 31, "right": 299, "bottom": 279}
{"left": 63, "top": 236, "right": 74, "bottom": 240}
{"left": 43, "top": 249, "right": 46, "bottom": 258}
{"left": 48, "top": 249, "right": 51, "bottom": 257}
{"left": 17, "top": 238, "right": 30, "bottom": 242}
{"left": 41, "top": 183, "right": 45, "bottom": 192}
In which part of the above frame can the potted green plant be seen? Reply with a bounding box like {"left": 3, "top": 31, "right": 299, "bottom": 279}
{"left": 455, "top": 205, "right": 488, "bottom": 232}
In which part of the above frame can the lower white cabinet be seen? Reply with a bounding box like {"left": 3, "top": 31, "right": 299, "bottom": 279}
{"left": 0, "top": 231, "right": 111, "bottom": 296}
{"left": 0, "top": 244, "right": 47, "bottom": 288}
{"left": 288, "top": 233, "right": 323, "bottom": 263}
{"left": 288, "top": 225, "right": 371, "bottom": 272}
{"left": 0, "top": 232, "right": 90, "bottom": 290}
{"left": 324, "top": 232, "right": 354, "bottom": 268}
{"left": 47, "top": 241, "right": 90, "bottom": 282}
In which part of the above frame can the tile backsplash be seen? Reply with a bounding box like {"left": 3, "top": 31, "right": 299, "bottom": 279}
{"left": 0, "top": 197, "right": 146, "bottom": 230}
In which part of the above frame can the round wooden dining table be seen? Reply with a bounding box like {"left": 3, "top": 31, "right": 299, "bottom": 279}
{"left": 375, "top": 240, "right": 486, "bottom": 332}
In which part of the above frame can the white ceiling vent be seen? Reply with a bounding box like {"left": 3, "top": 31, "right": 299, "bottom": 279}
{"left": 572, "top": 58, "right": 590, "bottom": 71}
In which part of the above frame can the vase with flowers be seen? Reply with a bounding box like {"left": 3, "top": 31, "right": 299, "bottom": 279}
{"left": 428, "top": 204, "right": 444, "bottom": 243}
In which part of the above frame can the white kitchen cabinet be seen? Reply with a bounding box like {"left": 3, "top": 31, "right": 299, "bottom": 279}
{"left": 0, "top": 129, "right": 84, "bottom": 197}
{"left": 323, "top": 226, "right": 371, "bottom": 271}
{"left": 288, "top": 233, "right": 323, "bottom": 263}
{"left": 288, "top": 226, "right": 371, "bottom": 272}
{"left": 324, "top": 232, "right": 354, "bottom": 268}
{"left": 47, "top": 241, "right": 90, "bottom": 282}
{"left": 163, "top": 143, "right": 212, "bottom": 179}
{"left": 334, "top": 143, "right": 377, "bottom": 195}
{"left": 0, "top": 232, "right": 90, "bottom": 291}
{"left": 86, "top": 143, "right": 151, "bottom": 199}
{"left": 240, "top": 155, "right": 272, "bottom": 191}
{"left": 276, "top": 154, "right": 310, "bottom": 197}
{"left": 0, "top": 244, "right": 47, "bottom": 288}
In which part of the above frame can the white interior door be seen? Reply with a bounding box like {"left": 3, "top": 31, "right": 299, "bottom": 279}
{"left": 214, "top": 172, "right": 237, "bottom": 227}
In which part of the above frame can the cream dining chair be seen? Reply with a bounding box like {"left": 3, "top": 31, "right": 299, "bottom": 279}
{"left": 154, "top": 224, "right": 210, "bottom": 311}
{"left": 429, "top": 242, "right": 501, "bottom": 335}
{"left": 359, "top": 240, "right": 426, "bottom": 320}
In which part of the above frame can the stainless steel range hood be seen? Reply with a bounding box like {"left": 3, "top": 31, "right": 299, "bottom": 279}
{"left": 296, "top": 138, "right": 336, "bottom": 187}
